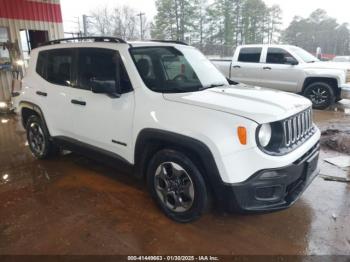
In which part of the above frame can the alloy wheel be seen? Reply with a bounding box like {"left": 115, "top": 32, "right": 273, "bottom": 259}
{"left": 308, "top": 87, "right": 329, "bottom": 105}
{"left": 28, "top": 122, "right": 46, "bottom": 156}
{"left": 154, "top": 162, "right": 195, "bottom": 213}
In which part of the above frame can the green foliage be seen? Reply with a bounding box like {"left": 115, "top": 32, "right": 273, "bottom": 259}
{"left": 151, "top": 0, "right": 197, "bottom": 41}
{"left": 152, "top": 0, "right": 282, "bottom": 45}
{"left": 282, "top": 9, "right": 350, "bottom": 55}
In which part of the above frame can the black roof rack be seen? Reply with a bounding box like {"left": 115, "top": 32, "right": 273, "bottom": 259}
{"left": 39, "top": 36, "right": 127, "bottom": 47}
{"left": 150, "top": 40, "right": 188, "bottom": 46}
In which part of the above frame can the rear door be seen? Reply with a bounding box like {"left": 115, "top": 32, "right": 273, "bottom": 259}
{"left": 260, "top": 47, "right": 304, "bottom": 92}
{"left": 231, "top": 47, "right": 263, "bottom": 86}
{"left": 36, "top": 48, "right": 77, "bottom": 137}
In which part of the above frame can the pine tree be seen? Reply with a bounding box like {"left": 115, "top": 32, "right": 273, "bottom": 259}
{"left": 152, "top": 0, "right": 197, "bottom": 41}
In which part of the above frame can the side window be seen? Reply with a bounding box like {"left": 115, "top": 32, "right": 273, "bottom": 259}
{"left": 77, "top": 48, "right": 132, "bottom": 93}
{"left": 238, "top": 48, "right": 262, "bottom": 63}
{"left": 36, "top": 51, "right": 47, "bottom": 79}
{"left": 266, "top": 48, "right": 295, "bottom": 64}
{"left": 46, "top": 49, "right": 74, "bottom": 86}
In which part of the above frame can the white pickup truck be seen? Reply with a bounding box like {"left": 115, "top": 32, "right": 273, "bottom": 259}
{"left": 212, "top": 44, "right": 350, "bottom": 109}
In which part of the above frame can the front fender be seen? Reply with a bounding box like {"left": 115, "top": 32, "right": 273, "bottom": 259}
{"left": 303, "top": 68, "right": 345, "bottom": 86}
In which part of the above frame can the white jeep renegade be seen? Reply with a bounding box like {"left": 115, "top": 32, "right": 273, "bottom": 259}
{"left": 16, "top": 37, "right": 321, "bottom": 222}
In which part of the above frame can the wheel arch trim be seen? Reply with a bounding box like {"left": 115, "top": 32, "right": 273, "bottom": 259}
{"left": 302, "top": 76, "right": 340, "bottom": 95}
{"left": 134, "top": 128, "right": 226, "bottom": 204}
{"left": 19, "top": 101, "right": 51, "bottom": 136}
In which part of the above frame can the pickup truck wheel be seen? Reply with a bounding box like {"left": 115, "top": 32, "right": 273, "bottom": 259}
{"left": 303, "top": 82, "right": 335, "bottom": 110}
{"left": 26, "top": 115, "right": 59, "bottom": 159}
{"left": 147, "top": 149, "right": 208, "bottom": 223}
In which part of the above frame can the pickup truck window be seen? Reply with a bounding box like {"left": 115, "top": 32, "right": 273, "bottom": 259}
{"left": 266, "top": 48, "right": 295, "bottom": 64}
{"left": 238, "top": 47, "right": 262, "bottom": 63}
{"left": 130, "top": 46, "right": 228, "bottom": 93}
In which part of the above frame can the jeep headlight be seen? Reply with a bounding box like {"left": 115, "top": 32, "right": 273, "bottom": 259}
{"left": 257, "top": 123, "right": 272, "bottom": 147}
{"left": 346, "top": 69, "right": 350, "bottom": 83}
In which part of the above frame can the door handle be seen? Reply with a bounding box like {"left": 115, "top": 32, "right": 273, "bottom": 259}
{"left": 263, "top": 67, "right": 272, "bottom": 70}
{"left": 36, "top": 91, "right": 47, "bottom": 97}
{"left": 233, "top": 65, "right": 241, "bottom": 69}
{"left": 71, "top": 99, "right": 86, "bottom": 106}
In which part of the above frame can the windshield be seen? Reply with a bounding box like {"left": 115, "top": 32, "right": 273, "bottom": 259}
{"left": 289, "top": 46, "right": 319, "bottom": 63}
{"left": 130, "top": 46, "right": 228, "bottom": 93}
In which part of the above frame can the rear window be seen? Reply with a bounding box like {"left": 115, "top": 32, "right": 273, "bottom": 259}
{"left": 238, "top": 47, "right": 262, "bottom": 63}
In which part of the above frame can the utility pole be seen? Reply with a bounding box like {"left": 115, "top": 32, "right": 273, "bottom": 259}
{"left": 82, "top": 15, "right": 88, "bottom": 37}
{"left": 82, "top": 15, "right": 92, "bottom": 37}
{"left": 136, "top": 12, "right": 145, "bottom": 40}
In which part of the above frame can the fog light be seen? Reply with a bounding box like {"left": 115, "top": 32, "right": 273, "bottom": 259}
{"left": 259, "top": 171, "right": 280, "bottom": 179}
{"left": 255, "top": 185, "right": 283, "bottom": 201}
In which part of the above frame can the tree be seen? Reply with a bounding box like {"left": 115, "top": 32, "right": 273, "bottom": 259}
{"left": 151, "top": 0, "right": 283, "bottom": 47}
{"left": 89, "top": 5, "right": 149, "bottom": 40}
{"left": 90, "top": 7, "right": 112, "bottom": 36}
{"left": 282, "top": 9, "right": 350, "bottom": 55}
{"left": 205, "top": 0, "right": 239, "bottom": 45}
{"left": 266, "top": 5, "right": 282, "bottom": 44}
{"left": 241, "top": 0, "right": 268, "bottom": 44}
{"left": 152, "top": 0, "right": 197, "bottom": 41}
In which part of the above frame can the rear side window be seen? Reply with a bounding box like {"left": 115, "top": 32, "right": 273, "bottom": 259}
{"left": 238, "top": 48, "right": 262, "bottom": 63}
{"left": 47, "top": 49, "right": 74, "bottom": 86}
{"left": 77, "top": 48, "right": 132, "bottom": 93}
{"left": 36, "top": 49, "right": 74, "bottom": 86}
{"left": 266, "top": 48, "right": 295, "bottom": 64}
{"left": 36, "top": 51, "right": 47, "bottom": 78}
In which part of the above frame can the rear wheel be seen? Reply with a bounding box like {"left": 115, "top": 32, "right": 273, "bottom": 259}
{"left": 26, "top": 115, "right": 59, "bottom": 159}
{"left": 147, "top": 149, "right": 208, "bottom": 223}
{"left": 303, "top": 82, "right": 335, "bottom": 110}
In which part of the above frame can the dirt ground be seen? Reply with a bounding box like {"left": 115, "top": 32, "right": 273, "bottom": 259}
{"left": 0, "top": 101, "right": 349, "bottom": 255}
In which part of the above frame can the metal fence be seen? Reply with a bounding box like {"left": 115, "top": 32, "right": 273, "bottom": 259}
{"left": 192, "top": 43, "right": 236, "bottom": 59}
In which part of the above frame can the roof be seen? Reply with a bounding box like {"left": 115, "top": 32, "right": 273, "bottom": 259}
{"left": 238, "top": 44, "right": 295, "bottom": 48}
{"left": 38, "top": 37, "right": 189, "bottom": 49}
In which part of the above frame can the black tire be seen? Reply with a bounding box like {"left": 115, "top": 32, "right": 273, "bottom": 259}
{"left": 146, "top": 149, "right": 208, "bottom": 223}
{"left": 26, "top": 115, "right": 59, "bottom": 159}
{"left": 303, "top": 82, "right": 335, "bottom": 110}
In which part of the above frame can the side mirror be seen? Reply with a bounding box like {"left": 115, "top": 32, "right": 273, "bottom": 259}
{"left": 90, "top": 78, "right": 121, "bottom": 98}
{"left": 284, "top": 57, "right": 298, "bottom": 65}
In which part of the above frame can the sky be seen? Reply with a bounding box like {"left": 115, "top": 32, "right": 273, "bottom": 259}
{"left": 61, "top": 0, "right": 350, "bottom": 33}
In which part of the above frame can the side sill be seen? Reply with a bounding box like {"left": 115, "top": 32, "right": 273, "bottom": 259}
{"left": 53, "top": 136, "right": 133, "bottom": 169}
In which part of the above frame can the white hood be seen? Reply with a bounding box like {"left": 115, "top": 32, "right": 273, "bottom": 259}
{"left": 163, "top": 84, "right": 311, "bottom": 124}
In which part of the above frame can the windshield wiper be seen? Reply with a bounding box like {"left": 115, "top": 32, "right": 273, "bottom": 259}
{"left": 199, "top": 83, "right": 227, "bottom": 91}
{"left": 307, "top": 60, "right": 317, "bottom": 63}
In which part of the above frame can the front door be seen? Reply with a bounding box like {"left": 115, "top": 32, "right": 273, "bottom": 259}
{"left": 69, "top": 48, "right": 135, "bottom": 160}
{"left": 260, "top": 47, "right": 304, "bottom": 92}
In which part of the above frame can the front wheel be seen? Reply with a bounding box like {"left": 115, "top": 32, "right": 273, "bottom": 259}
{"left": 303, "top": 82, "right": 335, "bottom": 110}
{"left": 147, "top": 149, "right": 209, "bottom": 223}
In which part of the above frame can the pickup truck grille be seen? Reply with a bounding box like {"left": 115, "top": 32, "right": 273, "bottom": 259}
{"left": 283, "top": 108, "right": 314, "bottom": 148}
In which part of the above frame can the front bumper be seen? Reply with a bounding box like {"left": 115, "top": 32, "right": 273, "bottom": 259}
{"left": 340, "top": 84, "right": 350, "bottom": 99}
{"left": 220, "top": 142, "right": 320, "bottom": 213}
